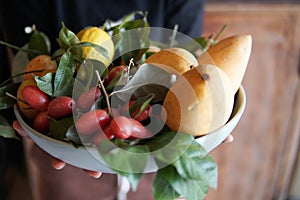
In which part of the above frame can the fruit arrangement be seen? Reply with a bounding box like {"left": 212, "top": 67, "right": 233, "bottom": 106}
{"left": 0, "top": 11, "right": 251, "bottom": 200}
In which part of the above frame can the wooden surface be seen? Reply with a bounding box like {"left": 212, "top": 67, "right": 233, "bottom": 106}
{"left": 203, "top": 3, "right": 300, "bottom": 200}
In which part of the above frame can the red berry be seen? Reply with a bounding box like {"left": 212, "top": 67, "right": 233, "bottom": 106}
{"left": 109, "top": 116, "right": 132, "bottom": 139}
{"left": 47, "top": 96, "right": 75, "bottom": 118}
{"left": 121, "top": 100, "right": 151, "bottom": 121}
{"left": 33, "top": 111, "right": 49, "bottom": 134}
{"left": 76, "top": 110, "right": 110, "bottom": 135}
{"left": 130, "top": 118, "right": 148, "bottom": 139}
{"left": 77, "top": 87, "right": 101, "bottom": 112}
{"left": 93, "top": 126, "right": 115, "bottom": 145}
{"left": 103, "top": 126, "right": 115, "bottom": 140}
{"left": 22, "top": 85, "right": 50, "bottom": 111}
{"left": 130, "top": 119, "right": 153, "bottom": 139}
{"left": 104, "top": 65, "right": 127, "bottom": 86}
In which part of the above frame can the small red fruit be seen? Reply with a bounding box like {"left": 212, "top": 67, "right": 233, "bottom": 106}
{"left": 22, "top": 85, "right": 50, "bottom": 111}
{"left": 130, "top": 118, "right": 148, "bottom": 139}
{"left": 77, "top": 87, "right": 101, "bottom": 112}
{"left": 47, "top": 96, "right": 75, "bottom": 118}
{"left": 33, "top": 111, "right": 49, "bottom": 134}
{"left": 104, "top": 65, "right": 127, "bottom": 86}
{"left": 121, "top": 100, "right": 151, "bottom": 121}
{"left": 76, "top": 110, "right": 110, "bottom": 135}
{"left": 109, "top": 116, "right": 132, "bottom": 140}
{"left": 103, "top": 126, "right": 115, "bottom": 140}
{"left": 93, "top": 126, "right": 115, "bottom": 145}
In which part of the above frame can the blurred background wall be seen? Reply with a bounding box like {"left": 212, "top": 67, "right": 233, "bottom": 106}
{"left": 202, "top": 1, "right": 300, "bottom": 200}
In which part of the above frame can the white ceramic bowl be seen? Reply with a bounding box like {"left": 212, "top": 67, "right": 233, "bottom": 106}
{"left": 196, "top": 85, "right": 246, "bottom": 152}
{"left": 14, "top": 86, "right": 246, "bottom": 173}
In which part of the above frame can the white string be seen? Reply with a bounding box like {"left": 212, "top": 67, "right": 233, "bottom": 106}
{"left": 117, "top": 174, "right": 131, "bottom": 200}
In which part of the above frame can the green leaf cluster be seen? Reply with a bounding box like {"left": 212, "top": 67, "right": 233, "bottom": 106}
{"left": 103, "top": 11, "right": 150, "bottom": 65}
{"left": 96, "top": 129, "right": 217, "bottom": 200}
{"left": 153, "top": 140, "right": 217, "bottom": 200}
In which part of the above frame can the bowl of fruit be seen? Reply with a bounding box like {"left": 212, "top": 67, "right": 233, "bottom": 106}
{"left": 0, "top": 11, "right": 252, "bottom": 200}
{"left": 14, "top": 84, "right": 246, "bottom": 173}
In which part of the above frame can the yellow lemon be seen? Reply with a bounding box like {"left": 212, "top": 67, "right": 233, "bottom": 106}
{"left": 77, "top": 27, "right": 114, "bottom": 66}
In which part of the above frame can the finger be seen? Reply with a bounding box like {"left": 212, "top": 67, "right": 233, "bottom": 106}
{"left": 12, "top": 120, "right": 27, "bottom": 137}
{"left": 223, "top": 134, "right": 234, "bottom": 143}
{"left": 83, "top": 170, "right": 102, "bottom": 179}
{"left": 51, "top": 158, "right": 66, "bottom": 170}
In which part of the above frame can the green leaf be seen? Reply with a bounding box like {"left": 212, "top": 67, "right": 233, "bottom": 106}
{"left": 0, "top": 82, "right": 20, "bottom": 109}
{"left": 117, "top": 28, "right": 149, "bottom": 64}
{"left": 49, "top": 117, "right": 74, "bottom": 140}
{"left": 58, "top": 22, "right": 80, "bottom": 50}
{"left": 0, "top": 115, "right": 18, "bottom": 139}
{"left": 158, "top": 165, "right": 210, "bottom": 200}
{"left": 98, "top": 139, "right": 149, "bottom": 174}
{"left": 27, "top": 30, "right": 51, "bottom": 60}
{"left": 113, "top": 64, "right": 175, "bottom": 102}
{"left": 0, "top": 96, "right": 16, "bottom": 110}
{"left": 34, "top": 73, "right": 54, "bottom": 96}
{"left": 112, "top": 12, "right": 150, "bottom": 64}
{"left": 64, "top": 123, "right": 96, "bottom": 146}
{"left": 172, "top": 140, "right": 218, "bottom": 189}
{"left": 75, "top": 42, "right": 110, "bottom": 61}
{"left": 147, "top": 131, "right": 194, "bottom": 168}
{"left": 153, "top": 171, "right": 180, "bottom": 200}
{"left": 53, "top": 51, "right": 75, "bottom": 97}
{"left": 129, "top": 93, "right": 154, "bottom": 118}
{"left": 78, "top": 59, "right": 107, "bottom": 90}
{"left": 0, "top": 82, "right": 20, "bottom": 96}
{"left": 102, "top": 11, "right": 146, "bottom": 32}
{"left": 65, "top": 124, "right": 82, "bottom": 144}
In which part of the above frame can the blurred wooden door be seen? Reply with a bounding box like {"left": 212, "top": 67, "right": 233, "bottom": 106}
{"left": 203, "top": 3, "right": 300, "bottom": 200}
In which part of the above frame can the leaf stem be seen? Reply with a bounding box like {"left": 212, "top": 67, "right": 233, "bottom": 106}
{"left": 169, "top": 24, "right": 178, "bottom": 48}
{"left": 5, "top": 92, "right": 29, "bottom": 105}
{"left": 0, "top": 70, "right": 43, "bottom": 88}
{"left": 0, "top": 40, "right": 42, "bottom": 54}
{"left": 214, "top": 24, "right": 228, "bottom": 44}
{"left": 95, "top": 70, "right": 111, "bottom": 115}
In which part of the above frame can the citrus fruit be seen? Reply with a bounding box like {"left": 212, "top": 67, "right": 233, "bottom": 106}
{"left": 77, "top": 26, "right": 114, "bottom": 67}
{"left": 24, "top": 55, "right": 57, "bottom": 80}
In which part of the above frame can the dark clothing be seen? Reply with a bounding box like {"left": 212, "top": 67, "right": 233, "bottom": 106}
{"left": 2, "top": 0, "right": 204, "bottom": 55}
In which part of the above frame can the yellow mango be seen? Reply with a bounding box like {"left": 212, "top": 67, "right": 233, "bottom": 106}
{"left": 162, "top": 64, "right": 234, "bottom": 136}
{"left": 197, "top": 35, "right": 252, "bottom": 93}
{"left": 144, "top": 47, "right": 198, "bottom": 75}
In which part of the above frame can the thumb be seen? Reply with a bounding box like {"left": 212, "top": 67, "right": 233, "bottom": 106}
{"left": 12, "top": 120, "right": 28, "bottom": 137}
